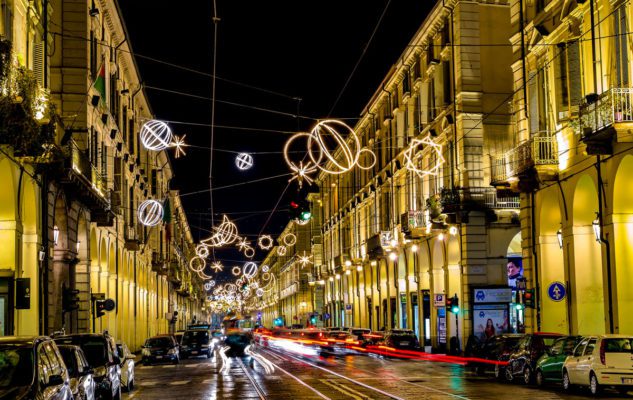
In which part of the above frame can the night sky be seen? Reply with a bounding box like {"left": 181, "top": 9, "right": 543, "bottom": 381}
{"left": 119, "top": 1, "right": 435, "bottom": 268}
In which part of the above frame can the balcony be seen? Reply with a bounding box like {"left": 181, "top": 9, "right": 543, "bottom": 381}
{"left": 490, "top": 135, "right": 558, "bottom": 189}
{"left": 152, "top": 251, "right": 168, "bottom": 275}
{"left": 579, "top": 88, "right": 633, "bottom": 154}
{"left": 440, "top": 187, "right": 520, "bottom": 210}
{"left": 59, "top": 140, "right": 113, "bottom": 225}
{"left": 400, "top": 210, "right": 428, "bottom": 238}
{"left": 124, "top": 225, "right": 141, "bottom": 251}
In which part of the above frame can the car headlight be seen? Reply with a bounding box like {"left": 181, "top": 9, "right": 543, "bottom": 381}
{"left": 212, "top": 338, "right": 219, "bottom": 344}
{"left": 142, "top": 348, "right": 150, "bottom": 356}
{"left": 168, "top": 348, "right": 177, "bottom": 355}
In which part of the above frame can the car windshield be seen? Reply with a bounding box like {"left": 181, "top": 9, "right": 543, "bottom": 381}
{"left": 604, "top": 338, "right": 633, "bottom": 353}
{"left": 58, "top": 347, "right": 77, "bottom": 376}
{"left": 0, "top": 346, "right": 33, "bottom": 388}
{"left": 182, "top": 330, "right": 209, "bottom": 344}
{"left": 225, "top": 334, "right": 250, "bottom": 346}
{"left": 211, "top": 331, "right": 223, "bottom": 338}
{"left": 542, "top": 337, "right": 561, "bottom": 348}
{"left": 351, "top": 329, "right": 370, "bottom": 336}
{"left": 55, "top": 337, "right": 108, "bottom": 367}
{"left": 145, "top": 338, "right": 173, "bottom": 348}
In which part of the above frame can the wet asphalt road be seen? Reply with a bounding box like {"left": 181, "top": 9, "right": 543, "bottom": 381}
{"left": 123, "top": 346, "right": 631, "bottom": 400}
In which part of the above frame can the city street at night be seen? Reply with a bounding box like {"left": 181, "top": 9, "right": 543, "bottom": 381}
{"left": 124, "top": 346, "right": 630, "bottom": 400}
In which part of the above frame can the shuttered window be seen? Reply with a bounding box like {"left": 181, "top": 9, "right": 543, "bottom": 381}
{"left": 614, "top": 8, "right": 629, "bottom": 87}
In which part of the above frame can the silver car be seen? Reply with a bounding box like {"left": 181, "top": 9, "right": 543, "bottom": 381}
{"left": 116, "top": 343, "right": 135, "bottom": 392}
{"left": 57, "top": 345, "right": 96, "bottom": 400}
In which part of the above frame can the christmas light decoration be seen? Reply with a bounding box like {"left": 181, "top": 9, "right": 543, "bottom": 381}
{"left": 138, "top": 200, "right": 163, "bottom": 227}
{"left": 277, "top": 246, "right": 287, "bottom": 256}
{"left": 403, "top": 135, "right": 444, "bottom": 177}
{"left": 210, "top": 262, "right": 224, "bottom": 273}
{"left": 235, "top": 152, "right": 254, "bottom": 170}
{"left": 171, "top": 134, "right": 187, "bottom": 159}
{"left": 261, "top": 265, "right": 270, "bottom": 273}
{"left": 243, "top": 246, "right": 255, "bottom": 259}
{"left": 231, "top": 266, "right": 241, "bottom": 276}
{"left": 296, "top": 251, "right": 313, "bottom": 268}
{"left": 256, "top": 288, "right": 264, "bottom": 297}
{"left": 258, "top": 235, "right": 273, "bottom": 250}
{"left": 201, "top": 215, "right": 239, "bottom": 247}
{"left": 243, "top": 262, "right": 258, "bottom": 279}
{"left": 140, "top": 120, "right": 173, "bottom": 151}
{"left": 196, "top": 244, "right": 210, "bottom": 258}
{"left": 189, "top": 256, "right": 206, "bottom": 272}
{"left": 204, "top": 282, "right": 212, "bottom": 291}
{"left": 282, "top": 233, "right": 297, "bottom": 247}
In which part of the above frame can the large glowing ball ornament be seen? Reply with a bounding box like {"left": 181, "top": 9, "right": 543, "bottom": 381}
{"left": 256, "top": 288, "right": 264, "bottom": 297}
{"left": 138, "top": 200, "right": 164, "bottom": 227}
{"left": 277, "top": 246, "right": 287, "bottom": 256}
{"left": 235, "top": 152, "right": 254, "bottom": 170}
{"left": 262, "top": 265, "right": 270, "bottom": 273}
{"left": 243, "top": 262, "right": 258, "bottom": 279}
{"left": 140, "top": 120, "right": 173, "bottom": 151}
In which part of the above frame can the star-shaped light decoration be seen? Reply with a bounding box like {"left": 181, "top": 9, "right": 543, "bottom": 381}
{"left": 171, "top": 134, "right": 187, "bottom": 159}
{"left": 403, "top": 135, "right": 445, "bottom": 177}
{"left": 210, "top": 261, "right": 224, "bottom": 273}
{"left": 296, "top": 251, "right": 313, "bottom": 269}
{"left": 236, "top": 237, "right": 251, "bottom": 251}
{"left": 288, "top": 160, "right": 316, "bottom": 188}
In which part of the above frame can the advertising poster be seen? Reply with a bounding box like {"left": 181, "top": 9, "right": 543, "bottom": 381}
{"left": 506, "top": 257, "right": 524, "bottom": 289}
{"left": 473, "top": 304, "right": 509, "bottom": 341}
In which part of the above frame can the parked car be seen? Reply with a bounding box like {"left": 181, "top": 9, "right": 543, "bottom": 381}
{"left": 142, "top": 336, "right": 179, "bottom": 365}
{"left": 0, "top": 336, "right": 73, "bottom": 400}
{"left": 361, "top": 331, "right": 385, "bottom": 347}
{"left": 116, "top": 343, "right": 135, "bottom": 392}
{"left": 180, "top": 328, "right": 213, "bottom": 359}
{"left": 534, "top": 335, "right": 582, "bottom": 387}
{"left": 54, "top": 333, "right": 121, "bottom": 400}
{"left": 174, "top": 331, "right": 185, "bottom": 348}
{"left": 563, "top": 335, "right": 633, "bottom": 395}
{"left": 57, "top": 344, "right": 96, "bottom": 400}
{"left": 348, "top": 327, "right": 371, "bottom": 342}
{"left": 504, "top": 332, "right": 564, "bottom": 384}
{"left": 322, "top": 331, "right": 357, "bottom": 356}
{"left": 467, "top": 334, "right": 523, "bottom": 376}
{"left": 381, "top": 329, "right": 420, "bottom": 350}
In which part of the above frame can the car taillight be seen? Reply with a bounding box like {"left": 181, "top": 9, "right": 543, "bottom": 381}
{"left": 600, "top": 340, "right": 606, "bottom": 365}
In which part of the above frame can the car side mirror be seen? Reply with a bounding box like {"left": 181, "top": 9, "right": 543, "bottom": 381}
{"left": 45, "top": 374, "right": 64, "bottom": 387}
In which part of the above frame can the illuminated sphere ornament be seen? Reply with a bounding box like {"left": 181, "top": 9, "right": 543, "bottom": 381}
{"left": 277, "top": 246, "right": 287, "bottom": 256}
{"left": 262, "top": 265, "right": 270, "bottom": 273}
{"left": 140, "top": 120, "right": 173, "bottom": 151}
{"left": 256, "top": 288, "right": 264, "bottom": 297}
{"left": 204, "top": 282, "right": 212, "bottom": 291}
{"left": 243, "top": 262, "right": 258, "bottom": 279}
{"left": 138, "top": 200, "right": 163, "bottom": 227}
{"left": 235, "top": 152, "right": 254, "bottom": 170}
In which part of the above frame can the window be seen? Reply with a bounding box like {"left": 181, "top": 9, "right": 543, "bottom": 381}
{"left": 528, "top": 67, "right": 548, "bottom": 134}
{"left": 1, "top": 1, "right": 14, "bottom": 41}
{"left": 555, "top": 41, "right": 581, "bottom": 118}
{"left": 90, "top": 31, "right": 98, "bottom": 79}
{"left": 584, "top": 338, "right": 597, "bottom": 356}
{"left": 614, "top": 8, "right": 629, "bottom": 87}
{"left": 549, "top": 338, "right": 565, "bottom": 356}
{"left": 574, "top": 339, "right": 588, "bottom": 357}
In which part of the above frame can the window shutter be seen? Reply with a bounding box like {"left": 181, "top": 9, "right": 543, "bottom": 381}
{"left": 32, "top": 41, "right": 45, "bottom": 86}
{"left": 567, "top": 41, "right": 582, "bottom": 106}
{"left": 528, "top": 71, "right": 539, "bottom": 134}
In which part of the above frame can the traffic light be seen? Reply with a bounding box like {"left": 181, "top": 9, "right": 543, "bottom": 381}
{"left": 449, "top": 294, "right": 459, "bottom": 314}
{"left": 274, "top": 317, "right": 284, "bottom": 327}
{"left": 94, "top": 299, "right": 115, "bottom": 318}
{"left": 62, "top": 285, "right": 80, "bottom": 313}
{"left": 524, "top": 289, "right": 535, "bottom": 308}
{"left": 310, "top": 314, "right": 318, "bottom": 325}
{"left": 289, "top": 195, "right": 311, "bottom": 222}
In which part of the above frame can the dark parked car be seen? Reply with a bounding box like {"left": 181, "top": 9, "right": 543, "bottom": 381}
{"left": 0, "top": 336, "right": 73, "bottom": 400}
{"left": 174, "top": 332, "right": 185, "bottom": 348}
{"left": 505, "top": 332, "right": 564, "bottom": 384}
{"left": 142, "top": 336, "right": 179, "bottom": 365}
{"left": 535, "top": 335, "right": 582, "bottom": 387}
{"left": 467, "top": 334, "right": 523, "bottom": 376}
{"left": 224, "top": 332, "right": 252, "bottom": 357}
{"left": 57, "top": 344, "right": 96, "bottom": 400}
{"left": 381, "top": 330, "right": 420, "bottom": 350}
{"left": 54, "top": 333, "right": 121, "bottom": 400}
{"left": 180, "top": 329, "right": 213, "bottom": 359}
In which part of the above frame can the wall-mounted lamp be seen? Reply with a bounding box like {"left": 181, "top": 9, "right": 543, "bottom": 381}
{"left": 389, "top": 252, "right": 397, "bottom": 261}
{"left": 557, "top": 228, "right": 563, "bottom": 249}
{"left": 370, "top": 260, "right": 377, "bottom": 267}
{"left": 449, "top": 226, "right": 458, "bottom": 236}
{"left": 411, "top": 244, "right": 418, "bottom": 253}
{"left": 53, "top": 225, "right": 59, "bottom": 246}
{"left": 592, "top": 213, "right": 601, "bottom": 242}
{"left": 345, "top": 260, "right": 352, "bottom": 267}
{"left": 438, "top": 232, "right": 445, "bottom": 241}
{"left": 356, "top": 266, "right": 363, "bottom": 272}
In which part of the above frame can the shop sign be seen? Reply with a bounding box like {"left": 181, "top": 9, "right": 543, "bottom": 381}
{"left": 345, "top": 304, "right": 352, "bottom": 314}
{"left": 473, "top": 288, "right": 512, "bottom": 303}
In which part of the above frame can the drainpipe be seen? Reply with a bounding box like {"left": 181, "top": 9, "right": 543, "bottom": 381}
{"left": 530, "top": 192, "right": 541, "bottom": 332}
{"left": 596, "top": 156, "right": 614, "bottom": 333}
{"left": 519, "top": 0, "right": 528, "bottom": 118}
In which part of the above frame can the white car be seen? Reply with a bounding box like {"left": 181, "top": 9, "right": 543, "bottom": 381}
{"left": 117, "top": 342, "right": 136, "bottom": 392}
{"left": 563, "top": 335, "right": 633, "bottom": 395}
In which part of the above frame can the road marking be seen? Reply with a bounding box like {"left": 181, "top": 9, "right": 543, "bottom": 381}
{"left": 185, "top": 363, "right": 199, "bottom": 368}
{"left": 138, "top": 381, "right": 159, "bottom": 386}
{"left": 169, "top": 380, "right": 190, "bottom": 385}
{"left": 319, "top": 379, "right": 368, "bottom": 400}
{"left": 161, "top": 365, "right": 176, "bottom": 368}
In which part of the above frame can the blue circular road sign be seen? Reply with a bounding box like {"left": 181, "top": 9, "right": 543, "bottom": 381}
{"left": 547, "top": 282, "right": 566, "bottom": 302}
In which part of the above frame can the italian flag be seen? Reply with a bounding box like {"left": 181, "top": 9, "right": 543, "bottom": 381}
{"left": 93, "top": 63, "right": 106, "bottom": 106}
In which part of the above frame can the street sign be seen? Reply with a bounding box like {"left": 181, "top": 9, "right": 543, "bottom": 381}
{"left": 547, "top": 282, "right": 566, "bottom": 302}
{"left": 323, "top": 313, "right": 331, "bottom": 320}
{"left": 434, "top": 294, "right": 445, "bottom": 307}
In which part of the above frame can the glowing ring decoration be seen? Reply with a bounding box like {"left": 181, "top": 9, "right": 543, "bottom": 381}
{"left": 196, "top": 244, "right": 210, "bottom": 258}
{"left": 138, "top": 200, "right": 163, "bottom": 227}
{"left": 358, "top": 147, "right": 377, "bottom": 170}
{"left": 282, "top": 233, "right": 297, "bottom": 247}
{"left": 284, "top": 132, "right": 320, "bottom": 186}
{"left": 243, "top": 262, "right": 258, "bottom": 279}
{"left": 277, "top": 246, "right": 287, "bottom": 256}
{"left": 140, "top": 120, "right": 173, "bottom": 151}
{"left": 209, "top": 280, "right": 216, "bottom": 287}
{"left": 262, "top": 265, "right": 270, "bottom": 273}
{"left": 262, "top": 272, "right": 271, "bottom": 281}
{"left": 189, "top": 256, "right": 206, "bottom": 273}
{"left": 243, "top": 246, "right": 255, "bottom": 259}
{"left": 204, "top": 282, "right": 212, "bottom": 291}
{"left": 258, "top": 235, "right": 273, "bottom": 250}
{"left": 231, "top": 266, "right": 241, "bottom": 276}
{"left": 403, "top": 135, "right": 445, "bottom": 177}
{"left": 235, "top": 152, "right": 254, "bottom": 170}
{"left": 256, "top": 288, "right": 264, "bottom": 297}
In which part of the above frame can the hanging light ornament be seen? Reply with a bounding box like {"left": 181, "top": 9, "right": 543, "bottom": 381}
{"left": 282, "top": 233, "right": 297, "bottom": 247}
{"left": 243, "top": 246, "right": 255, "bottom": 259}
{"left": 201, "top": 215, "right": 239, "bottom": 247}
{"left": 204, "top": 282, "right": 213, "bottom": 291}
{"left": 261, "top": 265, "right": 270, "bottom": 273}
{"left": 283, "top": 119, "right": 376, "bottom": 186}
{"left": 172, "top": 134, "right": 187, "bottom": 158}
{"left": 256, "top": 288, "right": 264, "bottom": 297}
{"left": 231, "top": 266, "right": 241, "bottom": 276}
{"left": 243, "top": 262, "right": 258, "bottom": 279}
{"left": 196, "top": 244, "right": 210, "bottom": 258}
{"left": 403, "top": 135, "right": 444, "bottom": 177}
{"left": 296, "top": 251, "right": 313, "bottom": 268}
{"left": 138, "top": 200, "right": 163, "bottom": 227}
{"left": 189, "top": 256, "right": 206, "bottom": 273}
{"left": 258, "top": 235, "right": 273, "bottom": 250}
{"left": 210, "top": 262, "right": 224, "bottom": 273}
{"left": 277, "top": 246, "right": 287, "bottom": 256}
{"left": 235, "top": 152, "right": 254, "bottom": 170}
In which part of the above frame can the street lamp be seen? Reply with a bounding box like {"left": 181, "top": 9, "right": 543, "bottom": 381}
{"left": 592, "top": 214, "right": 601, "bottom": 242}
{"left": 389, "top": 252, "right": 397, "bottom": 261}
{"left": 411, "top": 244, "right": 418, "bottom": 253}
{"left": 557, "top": 228, "right": 563, "bottom": 249}
{"left": 370, "top": 260, "right": 377, "bottom": 267}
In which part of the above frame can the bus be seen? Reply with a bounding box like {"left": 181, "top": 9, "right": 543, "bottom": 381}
{"left": 222, "top": 315, "right": 255, "bottom": 333}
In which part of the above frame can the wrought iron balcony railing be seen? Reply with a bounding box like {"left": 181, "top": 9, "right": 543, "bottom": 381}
{"left": 439, "top": 187, "right": 520, "bottom": 210}
{"left": 579, "top": 88, "right": 633, "bottom": 137}
{"left": 491, "top": 135, "right": 558, "bottom": 183}
{"left": 68, "top": 140, "right": 107, "bottom": 197}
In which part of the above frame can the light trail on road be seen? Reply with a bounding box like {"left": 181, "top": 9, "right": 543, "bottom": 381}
{"left": 236, "top": 356, "right": 268, "bottom": 400}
